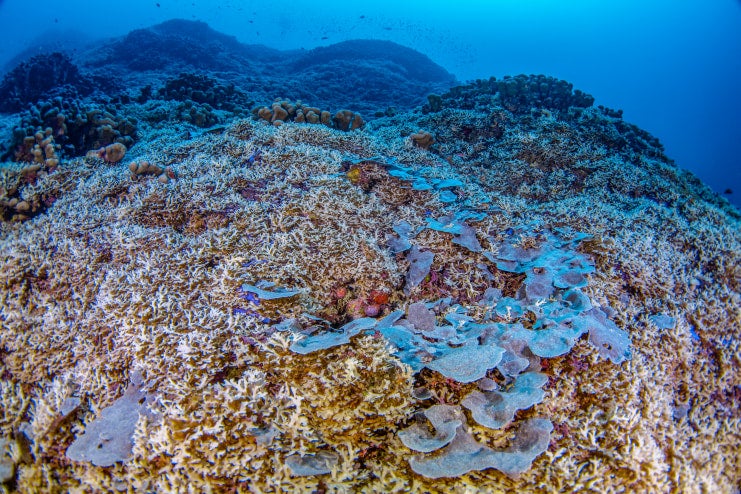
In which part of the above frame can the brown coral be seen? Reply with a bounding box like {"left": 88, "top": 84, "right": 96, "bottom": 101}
{"left": 88, "top": 143, "right": 127, "bottom": 163}
{"left": 333, "top": 109, "right": 365, "bottom": 131}
{"left": 128, "top": 161, "right": 175, "bottom": 183}
{"left": 252, "top": 100, "right": 364, "bottom": 132}
{"left": 411, "top": 131, "right": 435, "bottom": 149}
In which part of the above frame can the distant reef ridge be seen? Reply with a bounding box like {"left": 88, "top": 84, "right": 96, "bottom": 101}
{"left": 0, "top": 19, "right": 456, "bottom": 118}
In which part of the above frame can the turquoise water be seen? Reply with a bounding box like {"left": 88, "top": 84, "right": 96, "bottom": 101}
{"left": 0, "top": 0, "right": 739, "bottom": 207}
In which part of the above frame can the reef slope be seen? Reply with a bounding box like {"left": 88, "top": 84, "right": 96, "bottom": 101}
{"left": 0, "top": 28, "right": 739, "bottom": 494}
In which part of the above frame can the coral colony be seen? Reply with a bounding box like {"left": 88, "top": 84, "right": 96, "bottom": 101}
{"left": 1, "top": 20, "right": 740, "bottom": 494}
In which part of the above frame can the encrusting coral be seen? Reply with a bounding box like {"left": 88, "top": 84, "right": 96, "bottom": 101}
{"left": 0, "top": 75, "right": 739, "bottom": 493}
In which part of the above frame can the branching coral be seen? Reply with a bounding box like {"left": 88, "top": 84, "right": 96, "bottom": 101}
{"left": 0, "top": 103, "right": 738, "bottom": 493}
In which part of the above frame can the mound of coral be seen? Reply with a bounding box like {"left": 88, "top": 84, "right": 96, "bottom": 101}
{"left": 0, "top": 20, "right": 454, "bottom": 165}
{"left": 77, "top": 19, "right": 454, "bottom": 116}
{"left": 0, "top": 65, "right": 740, "bottom": 494}
{"left": 0, "top": 52, "right": 91, "bottom": 113}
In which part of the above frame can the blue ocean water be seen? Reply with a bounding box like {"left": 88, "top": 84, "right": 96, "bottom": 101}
{"left": 0, "top": 0, "right": 739, "bottom": 208}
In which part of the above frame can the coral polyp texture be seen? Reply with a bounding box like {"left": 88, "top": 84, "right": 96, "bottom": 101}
{"left": 0, "top": 26, "right": 740, "bottom": 493}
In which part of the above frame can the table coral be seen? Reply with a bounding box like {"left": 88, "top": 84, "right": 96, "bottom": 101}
{"left": 65, "top": 372, "right": 157, "bottom": 467}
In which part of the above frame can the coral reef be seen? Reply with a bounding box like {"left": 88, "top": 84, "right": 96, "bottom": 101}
{"left": 88, "top": 142, "right": 127, "bottom": 163}
{"left": 13, "top": 128, "right": 60, "bottom": 171}
{"left": 0, "top": 53, "right": 90, "bottom": 113}
{"left": 5, "top": 98, "right": 137, "bottom": 161}
{"left": 0, "top": 106, "right": 738, "bottom": 492}
{"left": 69, "top": 20, "right": 455, "bottom": 119}
{"left": 1, "top": 20, "right": 456, "bottom": 164}
{"left": 0, "top": 26, "right": 739, "bottom": 492}
{"left": 82, "top": 19, "right": 273, "bottom": 73}
{"left": 431, "top": 74, "right": 594, "bottom": 115}
{"left": 128, "top": 161, "right": 175, "bottom": 183}
{"left": 287, "top": 39, "right": 455, "bottom": 116}
{"left": 253, "top": 99, "right": 365, "bottom": 132}
{"left": 159, "top": 73, "right": 253, "bottom": 113}
{"left": 65, "top": 371, "right": 158, "bottom": 467}
{"left": 0, "top": 130, "right": 68, "bottom": 222}
{"left": 410, "top": 131, "right": 435, "bottom": 149}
